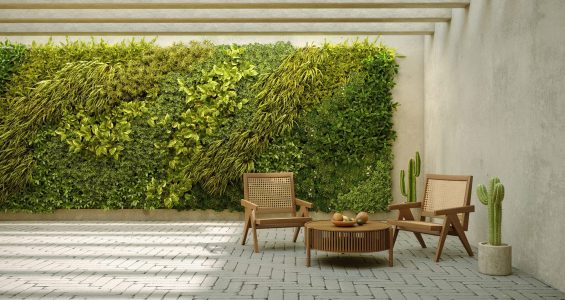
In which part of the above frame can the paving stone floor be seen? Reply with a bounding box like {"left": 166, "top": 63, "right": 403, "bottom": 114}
{"left": 0, "top": 221, "right": 563, "bottom": 300}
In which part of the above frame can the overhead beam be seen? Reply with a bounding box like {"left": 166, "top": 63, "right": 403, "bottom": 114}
{"left": 0, "top": 23, "right": 436, "bottom": 35}
{"left": 0, "top": 9, "right": 452, "bottom": 23}
{"left": 0, "top": 0, "right": 471, "bottom": 9}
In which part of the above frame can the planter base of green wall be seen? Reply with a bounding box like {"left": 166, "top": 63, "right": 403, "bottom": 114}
{"left": 0, "top": 209, "right": 394, "bottom": 222}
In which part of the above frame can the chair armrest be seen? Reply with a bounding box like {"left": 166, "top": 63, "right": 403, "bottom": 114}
{"left": 432, "top": 205, "right": 475, "bottom": 216}
{"left": 241, "top": 199, "right": 258, "bottom": 210}
{"left": 388, "top": 202, "right": 422, "bottom": 210}
{"left": 295, "top": 198, "right": 313, "bottom": 209}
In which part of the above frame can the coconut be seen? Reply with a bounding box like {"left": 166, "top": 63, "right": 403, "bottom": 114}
{"left": 356, "top": 212, "right": 369, "bottom": 224}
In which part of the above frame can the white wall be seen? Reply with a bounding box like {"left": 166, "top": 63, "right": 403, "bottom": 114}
{"left": 424, "top": 0, "right": 565, "bottom": 291}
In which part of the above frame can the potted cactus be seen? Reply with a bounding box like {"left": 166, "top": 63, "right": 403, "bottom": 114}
{"left": 476, "top": 177, "right": 512, "bottom": 275}
{"left": 400, "top": 151, "right": 421, "bottom": 202}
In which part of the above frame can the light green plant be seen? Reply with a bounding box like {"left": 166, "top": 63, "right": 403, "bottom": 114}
{"left": 477, "top": 177, "right": 505, "bottom": 246}
{"left": 0, "top": 41, "right": 27, "bottom": 96}
{"left": 55, "top": 101, "right": 148, "bottom": 159}
{"left": 400, "top": 151, "right": 421, "bottom": 202}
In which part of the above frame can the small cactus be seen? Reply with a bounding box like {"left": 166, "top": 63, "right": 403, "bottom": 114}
{"left": 477, "top": 177, "right": 505, "bottom": 246}
{"left": 400, "top": 151, "right": 421, "bottom": 202}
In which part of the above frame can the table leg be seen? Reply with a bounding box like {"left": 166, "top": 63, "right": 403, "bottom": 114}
{"left": 388, "top": 227, "right": 394, "bottom": 267}
{"left": 306, "top": 229, "right": 312, "bottom": 267}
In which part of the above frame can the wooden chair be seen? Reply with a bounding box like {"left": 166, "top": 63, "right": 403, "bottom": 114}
{"left": 240, "top": 172, "right": 313, "bottom": 253}
{"left": 387, "top": 174, "right": 474, "bottom": 262}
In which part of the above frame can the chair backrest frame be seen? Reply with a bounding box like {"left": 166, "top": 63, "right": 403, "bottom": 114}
{"left": 420, "top": 174, "right": 473, "bottom": 230}
{"left": 243, "top": 172, "right": 297, "bottom": 215}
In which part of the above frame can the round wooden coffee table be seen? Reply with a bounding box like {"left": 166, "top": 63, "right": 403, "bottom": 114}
{"left": 305, "top": 220, "right": 393, "bottom": 267}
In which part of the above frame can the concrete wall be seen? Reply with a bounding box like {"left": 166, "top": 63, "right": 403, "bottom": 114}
{"left": 424, "top": 0, "right": 565, "bottom": 291}
{"left": 2, "top": 34, "right": 425, "bottom": 206}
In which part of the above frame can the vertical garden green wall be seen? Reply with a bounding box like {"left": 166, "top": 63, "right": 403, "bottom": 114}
{"left": 0, "top": 39, "right": 398, "bottom": 213}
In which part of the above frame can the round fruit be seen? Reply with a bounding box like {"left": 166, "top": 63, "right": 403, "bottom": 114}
{"left": 356, "top": 212, "right": 369, "bottom": 224}
{"left": 356, "top": 218, "right": 365, "bottom": 225}
{"left": 332, "top": 212, "right": 343, "bottom": 221}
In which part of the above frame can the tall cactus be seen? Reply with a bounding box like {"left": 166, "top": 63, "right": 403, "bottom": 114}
{"left": 476, "top": 177, "right": 505, "bottom": 246}
{"left": 400, "top": 151, "right": 421, "bottom": 202}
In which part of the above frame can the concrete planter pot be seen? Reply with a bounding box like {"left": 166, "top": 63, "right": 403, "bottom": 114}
{"left": 478, "top": 242, "right": 512, "bottom": 275}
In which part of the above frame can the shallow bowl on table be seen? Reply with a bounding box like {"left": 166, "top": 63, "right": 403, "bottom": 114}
{"left": 331, "top": 220, "right": 356, "bottom": 227}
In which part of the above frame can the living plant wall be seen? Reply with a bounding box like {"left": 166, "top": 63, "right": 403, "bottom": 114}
{"left": 0, "top": 39, "right": 398, "bottom": 213}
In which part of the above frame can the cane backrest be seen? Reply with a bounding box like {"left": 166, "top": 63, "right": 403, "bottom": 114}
{"left": 243, "top": 172, "right": 295, "bottom": 210}
{"left": 420, "top": 174, "right": 473, "bottom": 230}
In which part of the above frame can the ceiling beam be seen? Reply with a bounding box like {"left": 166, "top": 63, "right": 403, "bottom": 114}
{"left": 0, "top": 9, "right": 452, "bottom": 23}
{"left": 0, "top": 0, "right": 470, "bottom": 10}
{"left": 0, "top": 23, "right": 436, "bottom": 35}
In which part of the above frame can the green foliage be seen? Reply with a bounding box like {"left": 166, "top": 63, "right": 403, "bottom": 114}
{"left": 477, "top": 177, "right": 506, "bottom": 245}
{"left": 0, "top": 39, "right": 398, "bottom": 213}
{"left": 149, "top": 45, "right": 258, "bottom": 208}
{"left": 13, "top": 120, "right": 169, "bottom": 211}
{"left": 187, "top": 45, "right": 329, "bottom": 194}
{"left": 0, "top": 39, "right": 213, "bottom": 204}
{"left": 255, "top": 140, "right": 305, "bottom": 172}
{"left": 266, "top": 46, "right": 399, "bottom": 211}
{"left": 188, "top": 40, "right": 393, "bottom": 196}
{"left": 330, "top": 149, "right": 393, "bottom": 213}
{"left": 0, "top": 60, "right": 124, "bottom": 203}
{"left": 400, "top": 151, "right": 421, "bottom": 202}
{"left": 55, "top": 101, "right": 148, "bottom": 159}
{"left": 0, "top": 41, "right": 27, "bottom": 97}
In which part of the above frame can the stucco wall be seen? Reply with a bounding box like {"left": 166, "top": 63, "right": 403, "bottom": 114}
{"left": 424, "top": 0, "right": 565, "bottom": 291}
{"left": 2, "top": 34, "right": 424, "bottom": 207}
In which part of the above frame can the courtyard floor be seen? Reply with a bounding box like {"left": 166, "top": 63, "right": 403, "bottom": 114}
{"left": 0, "top": 221, "right": 563, "bottom": 300}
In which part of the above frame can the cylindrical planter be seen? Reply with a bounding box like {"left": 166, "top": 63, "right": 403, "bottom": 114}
{"left": 478, "top": 242, "right": 512, "bottom": 275}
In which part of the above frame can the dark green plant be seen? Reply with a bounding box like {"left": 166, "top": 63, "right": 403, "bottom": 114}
{"left": 400, "top": 151, "right": 421, "bottom": 202}
{"left": 477, "top": 177, "right": 506, "bottom": 246}
{"left": 330, "top": 149, "right": 393, "bottom": 213}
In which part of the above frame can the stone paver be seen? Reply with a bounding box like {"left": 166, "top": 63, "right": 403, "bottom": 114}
{"left": 0, "top": 221, "right": 563, "bottom": 300}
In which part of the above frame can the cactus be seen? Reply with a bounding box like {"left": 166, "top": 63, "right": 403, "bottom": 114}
{"left": 476, "top": 177, "right": 505, "bottom": 246}
{"left": 400, "top": 151, "right": 421, "bottom": 202}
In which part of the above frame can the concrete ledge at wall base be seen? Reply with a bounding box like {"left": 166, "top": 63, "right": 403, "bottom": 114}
{"left": 0, "top": 209, "right": 396, "bottom": 222}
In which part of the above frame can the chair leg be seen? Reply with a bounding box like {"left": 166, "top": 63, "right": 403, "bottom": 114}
{"left": 414, "top": 232, "right": 427, "bottom": 248}
{"left": 241, "top": 210, "right": 250, "bottom": 245}
{"left": 293, "top": 227, "right": 301, "bottom": 242}
{"left": 393, "top": 227, "right": 400, "bottom": 246}
{"left": 448, "top": 215, "right": 474, "bottom": 257}
{"left": 434, "top": 218, "right": 451, "bottom": 262}
{"left": 251, "top": 211, "right": 259, "bottom": 253}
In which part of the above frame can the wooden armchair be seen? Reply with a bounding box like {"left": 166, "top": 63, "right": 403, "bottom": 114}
{"left": 240, "top": 172, "right": 313, "bottom": 253}
{"left": 387, "top": 174, "right": 474, "bottom": 262}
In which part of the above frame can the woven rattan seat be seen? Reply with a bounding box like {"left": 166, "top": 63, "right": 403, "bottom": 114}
{"left": 387, "top": 174, "right": 475, "bottom": 262}
{"left": 240, "top": 172, "right": 313, "bottom": 252}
